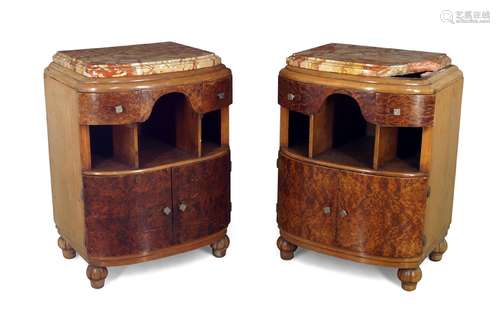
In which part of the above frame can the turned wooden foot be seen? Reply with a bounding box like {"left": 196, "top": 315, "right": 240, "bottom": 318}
{"left": 211, "top": 234, "right": 230, "bottom": 258}
{"left": 429, "top": 239, "right": 448, "bottom": 262}
{"left": 397, "top": 267, "right": 422, "bottom": 291}
{"left": 57, "top": 236, "right": 76, "bottom": 259}
{"left": 277, "top": 236, "right": 297, "bottom": 260}
{"left": 86, "top": 265, "right": 108, "bottom": 289}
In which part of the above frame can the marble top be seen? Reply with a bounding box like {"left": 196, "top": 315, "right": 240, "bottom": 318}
{"left": 286, "top": 43, "right": 451, "bottom": 77}
{"left": 53, "top": 42, "right": 221, "bottom": 78}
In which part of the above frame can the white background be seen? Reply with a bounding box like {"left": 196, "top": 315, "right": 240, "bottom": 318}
{"left": 1, "top": 0, "right": 498, "bottom": 333}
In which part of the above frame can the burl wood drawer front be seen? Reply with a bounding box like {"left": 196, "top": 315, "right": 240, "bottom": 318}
{"left": 336, "top": 170, "right": 428, "bottom": 258}
{"left": 202, "top": 77, "right": 233, "bottom": 112}
{"left": 278, "top": 156, "right": 337, "bottom": 245}
{"left": 278, "top": 76, "right": 376, "bottom": 116}
{"left": 83, "top": 169, "right": 173, "bottom": 257}
{"left": 78, "top": 76, "right": 232, "bottom": 125}
{"left": 373, "top": 93, "right": 435, "bottom": 127}
{"left": 172, "top": 153, "right": 230, "bottom": 244}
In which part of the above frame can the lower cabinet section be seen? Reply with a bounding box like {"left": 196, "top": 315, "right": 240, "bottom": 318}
{"left": 278, "top": 154, "right": 428, "bottom": 259}
{"left": 83, "top": 153, "right": 230, "bottom": 258}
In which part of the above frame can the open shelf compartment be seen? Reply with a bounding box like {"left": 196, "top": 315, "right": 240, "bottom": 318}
{"left": 81, "top": 93, "right": 228, "bottom": 172}
{"left": 282, "top": 94, "right": 426, "bottom": 174}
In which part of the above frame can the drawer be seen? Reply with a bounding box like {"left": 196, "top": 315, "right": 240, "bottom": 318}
{"left": 79, "top": 90, "right": 154, "bottom": 125}
{"left": 373, "top": 93, "right": 435, "bottom": 127}
{"left": 278, "top": 76, "right": 327, "bottom": 114}
{"left": 78, "top": 80, "right": 219, "bottom": 124}
{"left": 278, "top": 76, "right": 376, "bottom": 116}
{"left": 202, "top": 76, "right": 232, "bottom": 112}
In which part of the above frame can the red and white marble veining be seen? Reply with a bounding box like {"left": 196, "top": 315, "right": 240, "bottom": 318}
{"left": 286, "top": 43, "right": 451, "bottom": 77}
{"left": 53, "top": 42, "right": 221, "bottom": 78}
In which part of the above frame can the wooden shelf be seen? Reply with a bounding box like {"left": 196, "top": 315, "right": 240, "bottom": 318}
{"left": 315, "top": 136, "right": 373, "bottom": 169}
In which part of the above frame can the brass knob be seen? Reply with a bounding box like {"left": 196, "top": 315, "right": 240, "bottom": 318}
{"left": 287, "top": 93, "right": 295, "bottom": 101}
{"left": 162, "top": 206, "right": 171, "bottom": 216}
{"left": 323, "top": 206, "right": 331, "bottom": 215}
{"left": 114, "top": 105, "right": 124, "bottom": 114}
{"left": 217, "top": 92, "right": 225, "bottom": 100}
{"left": 338, "top": 209, "right": 348, "bottom": 218}
{"left": 179, "top": 203, "right": 187, "bottom": 212}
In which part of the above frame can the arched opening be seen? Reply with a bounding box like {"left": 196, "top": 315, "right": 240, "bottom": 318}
{"left": 313, "top": 93, "right": 375, "bottom": 168}
{"left": 139, "top": 92, "right": 199, "bottom": 167}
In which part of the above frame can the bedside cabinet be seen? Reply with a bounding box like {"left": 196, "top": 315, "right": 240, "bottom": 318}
{"left": 45, "top": 42, "right": 232, "bottom": 288}
{"left": 276, "top": 43, "right": 463, "bottom": 291}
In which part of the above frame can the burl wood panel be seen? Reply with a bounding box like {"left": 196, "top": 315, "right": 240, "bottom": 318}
{"left": 277, "top": 155, "right": 337, "bottom": 245}
{"left": 373, "top": 93, "right": 435, "bottom": 127}
{"left": 172, "top": 153, "right": 230, "bottom": 243}
{"left": 278, "top": 76, "right": 435, "bottom": 127}
{"left": 79, "top": 76, "right": 232, "bottom": 125}
{"left": 336, "top": 170, "right": 428, "bottom": 258}
{"left": 278, "top": 76, "right": 375, "bottom": 117}
{"left": 83, "top": 169, "right": 173, "bottom": 257}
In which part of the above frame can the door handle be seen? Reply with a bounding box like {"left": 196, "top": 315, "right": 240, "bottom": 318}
{"left": 163, "top": 206, "right": 171, "bottom": 216}
{"left": 179, "top": 203, "right": 187, "bottom": 212}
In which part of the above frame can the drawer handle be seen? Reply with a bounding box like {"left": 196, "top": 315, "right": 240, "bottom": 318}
{"left": 162, "top": 206, "right": 171, "bottom": 216}
{"left": 323, "top": 206, "right": 331, "bottom": 215}
{"left": 114, "top": 105, "right": 124, "bottom": 114}
{"left": 287, "top": 93, "right": 295, "bottom": 101}
{"left": 338, "top": 209, "right": 348, "bottom": 218}
{"left": 392, "top": 108, "right": 401, "bottom": 116}
{"left": 217, "top": 92, "right": 225, "bottom": 100}
{"left": 179, "top": 203, "right": 187, "bottom": 212}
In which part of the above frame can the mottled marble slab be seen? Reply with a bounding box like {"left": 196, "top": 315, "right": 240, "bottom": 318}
{"left": 287, "top": 43, "right": 451, "bottom": 77}
{"left": 53, "top": 42, "right": 221, "bottom": 78}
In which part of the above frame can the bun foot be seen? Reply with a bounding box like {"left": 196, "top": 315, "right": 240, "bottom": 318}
{"left": 86, "top": 265, "right": 108, "bottom": 289}
{"left": 277, "top": 236, "right": 297, "bottom": 260}
{"left": 429, "top": 239, "right": 448, "bottom": 262}
{"left": 211, "top": 234, "right": 230, "bottom": 258}
{"left": 57, "top": 236, "right": 76, "bottom": 259}
{"left": 397, "top": 267, "right": 422, "bottom": 291}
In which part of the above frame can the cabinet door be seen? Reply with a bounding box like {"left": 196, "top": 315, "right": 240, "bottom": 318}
{"left": 278, "top": 155, "right": 337, "bottom": 245}
{"left": 336, "top": 171, "right": 428, "bottom": 258}
{"left": 83, "top": 169, "right": 173, "bottom": 257}
{"left": 172, "top": 153, "right": 230, "bottom": 243}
